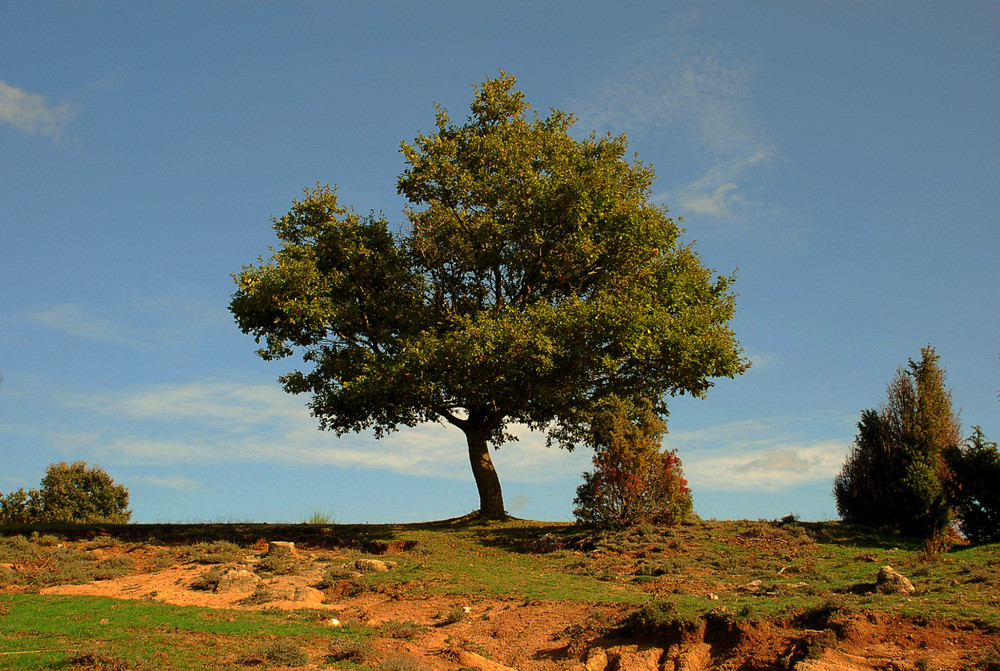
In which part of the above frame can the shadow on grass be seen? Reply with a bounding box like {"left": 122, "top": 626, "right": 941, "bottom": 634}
{"left": 0, "top": 522, "right": 406, "bottom": 553}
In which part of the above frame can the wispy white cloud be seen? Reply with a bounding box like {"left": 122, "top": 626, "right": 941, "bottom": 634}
{"left": 668, "top": 414, "right": 854, "bottom": 492}
{"left": 53, "top": 379, "right": 850, "bottom": 494}
{"left": 745, "top": 351, "right": 779, "bottom": 371}
{"left": 57, "top": 380, "right": 592, "bottom": 484}
{"left": 0, "top": 79, "right": 77, "bottom": 139}
{"left": 28, "top": 304, "right": 139, "bottom": 347}
{"left": 571, "top": 22, "right": 778, "bottom": 223}
{"left": 25, "top": 288, "right": 230, "bottom": 350}
{"left": 139, "top": 475, "right": 202, "bottom": 492}
{"left": 681, "top": 183, "right": 738, "bottom": 218}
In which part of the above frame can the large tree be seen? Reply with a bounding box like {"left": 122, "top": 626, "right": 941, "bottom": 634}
{"left": 230, "top": 73, "right": 749, "bottom": 519}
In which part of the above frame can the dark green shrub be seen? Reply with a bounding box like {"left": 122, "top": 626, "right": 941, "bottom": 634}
{"left": 947, "top": 427, "right": 1000, "bottom": 544}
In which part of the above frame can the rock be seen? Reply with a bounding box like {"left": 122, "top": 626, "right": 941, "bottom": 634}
{"left": 349, "top": 558, "right": 395, "bottom": 574}
{"left": 292, "top": 584, "right": 325, "bottom": 603}
{"left": 266, "top": 541, "right": 295, "bottom": 556}
{"left": 876, "top": 565, "right": 915, "bottom": 595}
{"left": 216, "top": 569, "right": 259, "bottom": 593}
{"left": 738, "top": 579, "right": 763, "bottom": 592}
{"left": 530, "top": 533, "right": 563, "bottom": 552}
{"left": 780, "top": 582, "right": 809, "bottom": 589}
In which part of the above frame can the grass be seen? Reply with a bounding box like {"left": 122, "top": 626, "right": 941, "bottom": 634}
{"left": 0, "top": 592, "right": 374, "bottom": 669}
{"left": 1, "top": 516, "right": 998, "bottom": 668}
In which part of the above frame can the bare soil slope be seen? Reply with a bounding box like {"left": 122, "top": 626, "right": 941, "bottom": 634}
{"left": 8, "top": 520, "right": 995, "bottom": 671}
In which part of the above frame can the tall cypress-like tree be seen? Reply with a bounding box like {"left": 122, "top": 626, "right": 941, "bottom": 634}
{"left": 834, "top": 346, "right": 961, "bottom": 537}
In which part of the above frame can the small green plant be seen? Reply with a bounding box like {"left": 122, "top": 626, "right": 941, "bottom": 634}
{"left": 304, "top": 510, "right": 336, "bottom": 524}
{"left": 236, "top": 639, "right": 309, "bottom": 666}
{"left": 380, "top": 618, "right": 424, "bottom": 639}
{"left": 237, "top": 585, "right": 279, "bottom": 606}
{"left": 440, "top": 606, "right": 468, "bottom": 625}
{"left": 803, "top": 629, "right": 838, "bottom": 659}
{"left": 621, "top": 598, "right": 698, "bottom": 639}
{"left": 379, "top": 654, "right": 425, "bottom": 671}
{"left": 65, "top": 647, "right": 145, "bottom": 670}
{"left": 316, "top": 563, "right": 357, "bottom": 589}
{"left": 328, "top": 637, "right": 376, "bottom": 664}
{"left": 181, "top": 540, "right": 245, "bottom": 564}
{"left": 190, "top": 566, "right": 226, "bottom": 591}
{"left": 256, "top": 552, "right": 300, "bottom": 575}
{"left": 975, "top": 643, "right": 1000, "bottom": 671}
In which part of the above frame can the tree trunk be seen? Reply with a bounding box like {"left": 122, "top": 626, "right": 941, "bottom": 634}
{"left": 465, "top": 427, "right": 506, "bottom": 519}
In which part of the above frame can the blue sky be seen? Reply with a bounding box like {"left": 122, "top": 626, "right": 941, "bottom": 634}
{"left": 2, "top": 2, "right": 997, "bottom": 524}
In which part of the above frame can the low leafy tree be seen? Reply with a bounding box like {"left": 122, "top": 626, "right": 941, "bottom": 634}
{"left": 0, "top": 461, "right": 130, "bottom": 525}
{"left": 573, "top": 397, "right": 692, "bottom": 528}
{"left": 0, "top": 488, "right": 42, "bottom": 525}
{"left": 833, "top": 346, "right": 961, "bottom": 538}
{"left": 946, "top": 427, "right": 1000, "bottom": 544}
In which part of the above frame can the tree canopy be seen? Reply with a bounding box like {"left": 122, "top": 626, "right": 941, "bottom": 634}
{"left": 0, "top": 461, "right": 131, "bottom": 525}
{"left": 230, "top": 73, "right": 749, "bottom": 518}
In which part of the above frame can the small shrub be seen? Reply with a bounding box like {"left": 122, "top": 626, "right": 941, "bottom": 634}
{"left": 256, "top": 553, "right": 300, "bottom": 575}
{"left": 328, "top": 637, "right": 376, "bottom": 663}
{"left": 182, "top": 541, "right": 245, "bottom": 564}
{"left": 379, "top": 654, "right": 425, "bottom": 671}
{"left": 30, "top": 532, "right": 62, "bottom": 546}
{"left": 574, "top": 397, "right": 692, "bottom": 529}
{"left": 975, "top": 643, "right": 1000, "bottom": 671}
{"left": 622, "top": 599, "right": 697, "bottom": 639}
{"left": 804, "top": 629, "right": 838, "bottom": 659}
{"left": 380, "top": 619, "right": 424, "bottom": 639}
{"left": 317, "top": 563, "right": 355, "bottom": 588}
{"left": 65, "top": 646, "right": 150, "bottom": 670}
{"left": 191, "top": 566, "right": 227, "bottom": 591}
{"left": 237, "top": 639, "right": 308, "bottom": 666}
{"left": 92, "top": 555, "right": 135, "bottom": 580}
{"left": 440, "top": 606, "right": 468, "bottom": 625}
{"left": 237, "top": 585, "right": 278, "bottom": 606}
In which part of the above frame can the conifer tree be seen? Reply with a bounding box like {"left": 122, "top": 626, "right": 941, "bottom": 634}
{"left": 833, "top": 346, "right": 961, "bottom": 537}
